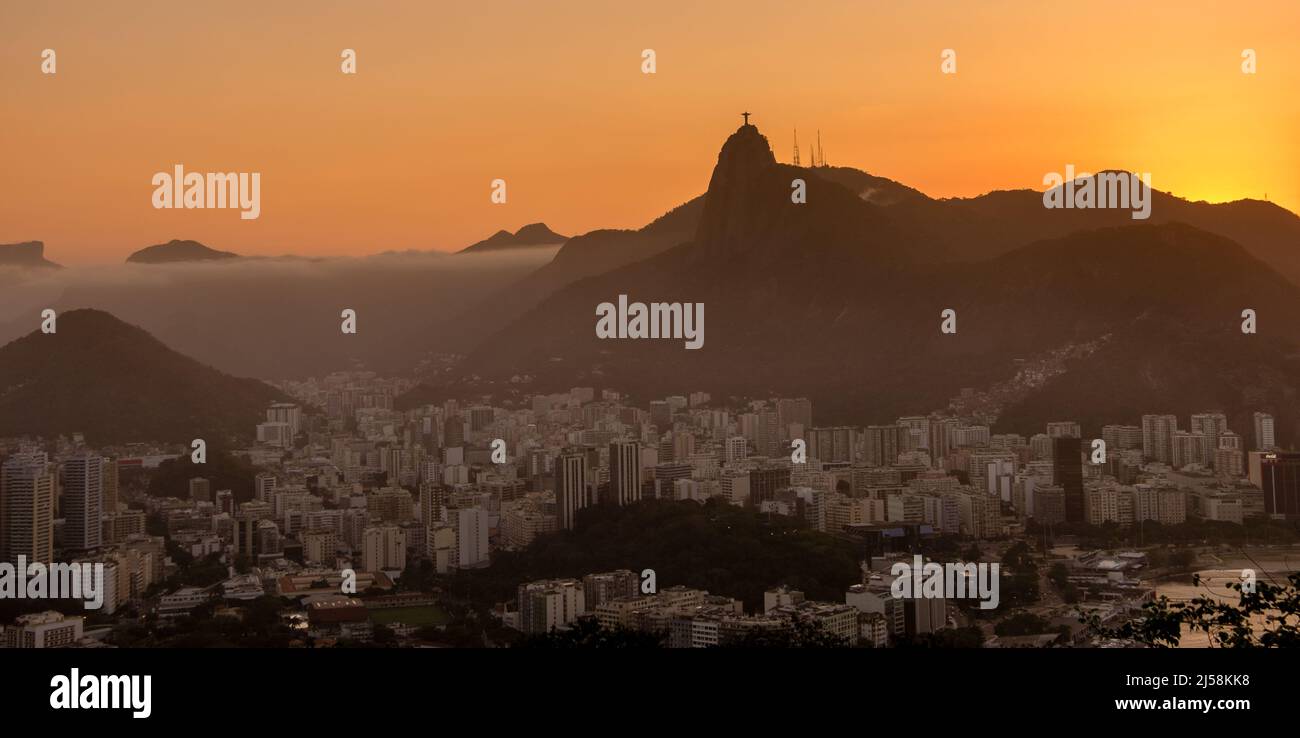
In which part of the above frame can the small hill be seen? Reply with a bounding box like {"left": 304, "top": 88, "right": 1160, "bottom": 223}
{"left": 457, "top": 223, "right": 567, "bottom": 254}
{"left": 449, "top": 498, "right": 863, "bottom": 612}
{"left": 126, "top": 239, "right": 239, "bottom": 264}
{"left": 0, "top": 241, "right": 61, "bottom": 268}
{"left": 0, "top": 309, "right": 286, "bottom": 443}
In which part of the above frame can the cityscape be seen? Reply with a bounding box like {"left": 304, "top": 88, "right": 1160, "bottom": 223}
{"left": 2, "top": 362, "right": 1297, "bottom": 649}
{"left": 2, "top": 17, "right": 1298, "bottom": 732}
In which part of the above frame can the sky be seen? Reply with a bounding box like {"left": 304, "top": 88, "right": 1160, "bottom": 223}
{"left": 2, "top": 0, "right": 1297, "bottom": 265}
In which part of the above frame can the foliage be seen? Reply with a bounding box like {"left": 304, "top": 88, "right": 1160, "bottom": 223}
{"left": 445, "top": 498, "right": 861, "bottom": 612}
{"left": 1085, "top": 572, "right": 1300, "bottom": 648}
{"left": 515, "top": 618, "right": 665, "bottom": 648}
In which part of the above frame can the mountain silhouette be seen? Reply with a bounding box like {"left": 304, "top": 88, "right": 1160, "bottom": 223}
{"left": 0, "top": 241, "right": 61, "bottom": 269}
{"left": 438, "top": 198, "right": 704, "bottom": 352}
{"left": 0, "top": 309, "right": 287, "bottom": 444}
{"left": 457, "top": 223, "right": 567, "bottom": 254}
{"left": 126, "top": 239, "right": 240, "bottom": 264}
{"left": 428, "top": 123, "right": 1300, "bottom": 445}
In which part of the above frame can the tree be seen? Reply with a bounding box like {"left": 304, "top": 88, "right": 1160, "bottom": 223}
{"left": 515, "top": 618, "right": 665, "bottom": 648}
{"left": 1085, "top": 572, "right": 1300, "bottom": 648}
{"left": 723, "top": 616, "right": 850, "bottom": 648}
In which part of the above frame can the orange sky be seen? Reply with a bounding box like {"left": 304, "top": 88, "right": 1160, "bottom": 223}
{"left": 3, "top": 0, "right": 1297, "bottom": 265}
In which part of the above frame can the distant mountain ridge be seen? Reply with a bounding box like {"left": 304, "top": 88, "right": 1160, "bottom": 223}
{"left": 457, "top": 223, "right": 567, "bottom": 254}
{"left": 0, "top": 241, "right": 61, "bottom": 269}
{"left": 419, "top": 123, "right": 1300, "bottom": 445}
{"left": 126, "top": 239, "right": 240, "bottom": 264}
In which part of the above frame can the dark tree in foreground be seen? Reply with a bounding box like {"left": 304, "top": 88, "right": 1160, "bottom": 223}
{"left": 1085, "top": 572, "right": 1300, "bottom": 648}
{"left": 515, "top": 618, "right": 666, "bottom": 648}
{"left": 721, "top": 617, "right": 850, "bottom": 648}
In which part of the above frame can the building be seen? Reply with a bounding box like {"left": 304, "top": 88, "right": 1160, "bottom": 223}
{"left": 583, "top": 570, "right": 640, "bottom": 608}
{"left": 1, "top": 452, "right": 55, "bottom": 564}
{"left": 1258, "top": 452, "right": 1300, "bottom": 519}
{"left": 518, "top": 579, "right": 585, "bottom": 634}
{"left": 1253, "top": 412, "right": 1276, "bottom": 451}
{"left": 1142, "top": 414, "right": 1179, "bottom": 463}
{"left": 2, "top": 610, "right": 84, "bottom": 648}
{"left": 808, "top": 427, "right": 856, "bottom": 464}
{"left": 188, "top": 477, "right": 212, "bottom": 504}
{"left": 60, "top": 454, "right": 103, "bottom": 553}
{"left": 555, "top": 450, "right": 588, "bottom": 530}
{"left": 608, "top": 440, "right": 641, "bottom": 506}
{"left": 451, "top": 506, "right": 489, "bottom": 568}
{"left": 361, "top": 525, "right": 406, "bottom": 572}
{"left": 1052, "top": 436, "right": 1084, "bottom": 523}
{"left": 865, "top": 425, "right": 904, "bottom": 467}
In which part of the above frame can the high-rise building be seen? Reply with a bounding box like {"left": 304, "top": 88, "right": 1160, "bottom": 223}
{"left": 361, "top": 525, "right": 406, "bottom": 571}
{"left": 865, "top": 426, "right": 904, "bottom": 467}
{"left": 1142, "top": 414, "right": 1178, "bottom": 463}
{"left": 1052, "top": 436, "right": 1084, "bottom": 523}
{"left": 754, "top": 410, "right": 780, "bottom": 457}
{"left": 452, "top": 506, "right": 489, "bottom": 568}
{"left": 583, "top": 570, "right": 640, "bottom": 608}
{"left": 1, "top": 452, "right": 55, "bottom": 564}
{"left": 929, "top": 419, "right": 960, "bottom": 465}
{"left": 748, "top": 465, "right": 791, "bottom": 507}
{"left": 1047, "top": 421, "right": 1081, "bottom": 438}
{"left": 1101, "top": 425, "right": 1143, "bottom": 452}
{"left": 649, "top": 401, "right": 672, "bottom": 430}
{"left": 724, "top": 436, "right": 749, "bottom": 464}
{"left": 1190, "top": 413, "right": 1229, "bottom": 451}
{"left": 808, "top": 426, "right": 857, "bottom": 464}
{"left": 61, "top": 454, "right": 104, "bottom": 552}
{"left": 254, "top": 472, "right": 277, "bottom": 503}
{"left": 1253, "top": 412, "right": 1276, "bottom": 451}
{"left": 1258, "top": 452, "right": 1300, "bottom": 519}
{"left": 777, "top": 398, "right": 813, "bottom": 438}
{"left": 555, "top": 451, "right": 588, "bottom": 530}
{"left": 518, "top": 578, "right": 585, "bottom": 634}
{"left": 100, "top": 458, "right": 120, "bottom": 514}
{"left": 266, "top": 402, "right": 302, "bottom": 436}
{"left": 188, "top": 477, "right": 212, "bottom": 504}
{"left": 897, "top": 416, "right": 931, "bottom": 452}
{"left": 443, "top": 415, "right": 466, "bottom": 448}
{"left": 609, "top": 440, "right": 641, "bottom": 506}
{"left": 469, "top": 405, "right": 495, "bottom": 433}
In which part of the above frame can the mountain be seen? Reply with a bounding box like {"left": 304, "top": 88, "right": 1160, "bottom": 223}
{"left": 452, "top": 498, "right": 861, "bottom": 613}
{"left": 457, "top": 223, "right": 567, "bottom": 254}
{"left": 0, "top": 244, "right": 556, "bottom": 380}
{"left": 126, "top": 239, "right": 240, "bottom": 264}
{"left": 0, "top": 309, "right": 287, "bottom": 444}
{"left": 434, "top": 198, "right": 704, "bottom": 354}
{"left": 0, "top": 241, "right": 61, "bottom": 269}
{"left": 879, "top": 180, "right": 1300, "bottom": 282}
{"left": 434, "top": 124, "right": 1300, "bottom": 445}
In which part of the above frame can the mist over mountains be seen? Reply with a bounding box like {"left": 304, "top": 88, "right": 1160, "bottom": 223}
{"left": 5, "top": 122, "right": 1300, "bottom": 443}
